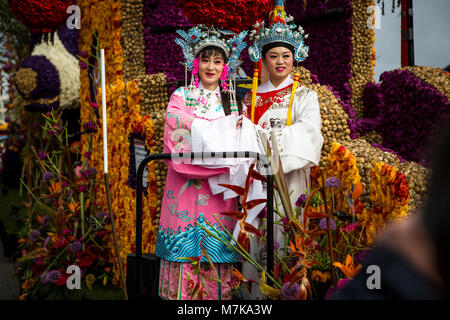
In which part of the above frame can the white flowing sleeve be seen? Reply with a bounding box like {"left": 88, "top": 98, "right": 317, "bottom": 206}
{"left": 278, "top": 87, "right": 323, "bottom": 174}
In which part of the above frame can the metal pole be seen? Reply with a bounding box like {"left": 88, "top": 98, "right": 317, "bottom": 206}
{"left": 407, "top": 0, "right": 415, "bottom": 66}
{"left": 135, "top": 152, "right": 273, "bottom": 299}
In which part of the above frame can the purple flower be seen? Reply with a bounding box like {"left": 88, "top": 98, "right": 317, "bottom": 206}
{"left": 41, "top": 215, "right": 50, "bottom": 226}
{"left": 43, "top": 270, "right": 61, "bottom": 284}
{"left": 29, "top": 229, "right": 41, "bottom": 241}
{"left": 88, "top": 167, "right": 97, "bottom": 178}
{"left": 84, "top": 151, "right": 92, "bottom": 159}
{"left": 89, "top": 102, "right": 98, "bottom": 108}
{"left": 96, "top": 211, "right": 106, "bottom": 219}
{"left": 354, "top": 249, "right": 370, "bottom": 263}
{"left": 257, "top": 206, "right": 267, "bottom": 219}
{"left": 83, "top": 121, "right": 96, "bottom": 133}
{"left": 96, "top": 211, "right": 110, "bottom": 223}
{"left": 38, "top": 150, "right": 48, "bottom": 160}
{"left": 281, "top": 282, "right": 300, "bottom": 300}
{"left": 319, "top": 218, "right": 336, "bottom": 230}
{"left": 43, "top": 171, "right": 54, "bottom": 181}
{"left": 264, "top": 240, "right": 280, "bottom": 252}
{"left": 79, "top": 60, "right": 87, "bottom": 69}
{"left": 44, "top": 236, "right": 51, "bottom": 248}
{"left": 295, "top": 194, "right": 306, "bottom": 207}
{"left": 81, "top": 170, "right": 90, "bottom": 180}
{"left": 282, "top": 216, "right": 290, "bottom": 232}
{"left": 79, "top": 50, "right": 89, "bottom": 58}
{"left": 69, "top": 241, "right": 82, "bottom": 253}
{"left": 325, "top": 177, "right": 340, "bottom": 188}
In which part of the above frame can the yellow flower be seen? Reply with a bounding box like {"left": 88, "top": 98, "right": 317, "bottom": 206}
{"left": 85, "top": 273, "right": 96, "bottom": 292}
{"left": 21, "top": 278, "right": 35, "bottom": 290}
{"left": 259, "top": 271, "right": 281, "bottom": 300}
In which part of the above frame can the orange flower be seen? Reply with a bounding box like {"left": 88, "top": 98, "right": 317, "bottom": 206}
{"left": 287, "top": 234, "right": 306, "bottom": 259}
{"left": 70, "top": 141, "right": 82, "bottom": 154}
{"left": 333, "top": 254, "right": 362, "bottom": 279}
{"left": 48, "top": 181, "right": 61, "bottom": 195}
{"left": 232, "top": 268, "right": 245, "bottom": 281}
{"left": 310, "top": 270, "right": 331, "bottom": 283}
{"left": 67, "top": 201, "right": 80, "bottom": 214}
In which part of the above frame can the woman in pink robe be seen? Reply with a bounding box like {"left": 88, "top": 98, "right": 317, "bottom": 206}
{"left": 155, "top": 44, "right": 245, "bottom": 300}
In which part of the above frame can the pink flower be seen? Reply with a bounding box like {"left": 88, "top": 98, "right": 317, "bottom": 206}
{"left": 75, "top": 165, "right": 83, "bottom": 178}
{"left": 341, "top": 222, "right": 358, "bottom": 232}
{"left": 337, "top": 278, "right": 350, "bottom": 290}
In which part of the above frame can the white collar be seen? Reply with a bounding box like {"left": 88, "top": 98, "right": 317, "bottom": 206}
{"left": 258, "top": 76, "right": 294, "bottom": 93}
{"left": 198, "top": 81, "right": 221, "bottom": 95}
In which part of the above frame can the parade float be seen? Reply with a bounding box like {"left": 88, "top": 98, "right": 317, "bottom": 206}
{"left": 0, "top": 0, "right": 448, "bottom": 300}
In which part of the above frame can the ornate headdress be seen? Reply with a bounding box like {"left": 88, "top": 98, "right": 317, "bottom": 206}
{"left": 175, "top": 25, "right": 247, "bottom": 114}
{"left": 175, "top": 24, "right": 248, "bottom": 76}
{"left": 248, "top": 1, "right": 309, "bottom": 62}
{"left": 247, "top": 0, "right": 308, "bottom": 125}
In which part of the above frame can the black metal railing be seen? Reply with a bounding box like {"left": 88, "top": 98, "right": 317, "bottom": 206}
{"left": 134, "top": 151, "right": 274, "bottom": 300}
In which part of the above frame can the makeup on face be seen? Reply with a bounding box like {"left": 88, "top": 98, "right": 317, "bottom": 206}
{"left": 264, "top": 47, "right": 294, "bottom": 87}
{"left": 198, "top": 53, "right": 225, "bottom": 91}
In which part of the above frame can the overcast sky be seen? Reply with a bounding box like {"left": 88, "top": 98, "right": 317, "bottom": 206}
{"left": 374, "top": 0, "right": 450, "bottom": 81}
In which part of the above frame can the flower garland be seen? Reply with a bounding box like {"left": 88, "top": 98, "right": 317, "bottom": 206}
{"left": 357, "top": 162, "right": 410, "bottom": 245}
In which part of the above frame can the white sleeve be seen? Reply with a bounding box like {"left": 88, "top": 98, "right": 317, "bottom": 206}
{"left": 190, "top": 115, "right": 238, "bottom": 166}
{"left": 278, "top": 88, "right": 323, "bottom": 174}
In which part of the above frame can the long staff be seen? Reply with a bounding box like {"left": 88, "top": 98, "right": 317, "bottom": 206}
{"left": 100, "top": 49, "right": 128, "bottom": 300}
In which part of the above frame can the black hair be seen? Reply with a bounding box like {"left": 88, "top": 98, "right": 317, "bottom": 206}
{"left": 422, "top": 119, "right": 450, "bottom": 296}
{"left": 262, "top": 42, "right": 295, "bottom": 60}
{"left": 197, "top": 46, "right": 243, "bottom": 115}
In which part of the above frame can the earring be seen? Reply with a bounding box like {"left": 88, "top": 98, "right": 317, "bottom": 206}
{"left": 221, "top": 64, "right": 229, "bottom": 91}
{"left": 192, "top": 58, "right": 200, "bottom": 88}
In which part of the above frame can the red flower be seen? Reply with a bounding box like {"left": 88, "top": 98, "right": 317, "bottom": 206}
{"left": 76, "top": 248, "right": 97, "bottom": 268}
{"left": 9, "top": 0, "right": 74, "bottom": 33}
{"left": 32, "top": 263, "right": 47, "bottom": 277}
{"left": 53, "top": 238, "right": 68, "bottom": 249}
{"left": 177, "top": 0, "right": 274, "bottom": 33}
{"left": 55, "top": 268, "right": 69, "bottom": 286}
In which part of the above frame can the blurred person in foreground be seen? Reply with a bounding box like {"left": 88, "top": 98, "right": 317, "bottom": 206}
{"left": 330, "top": 120, "right": 450, "bottom": 300}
